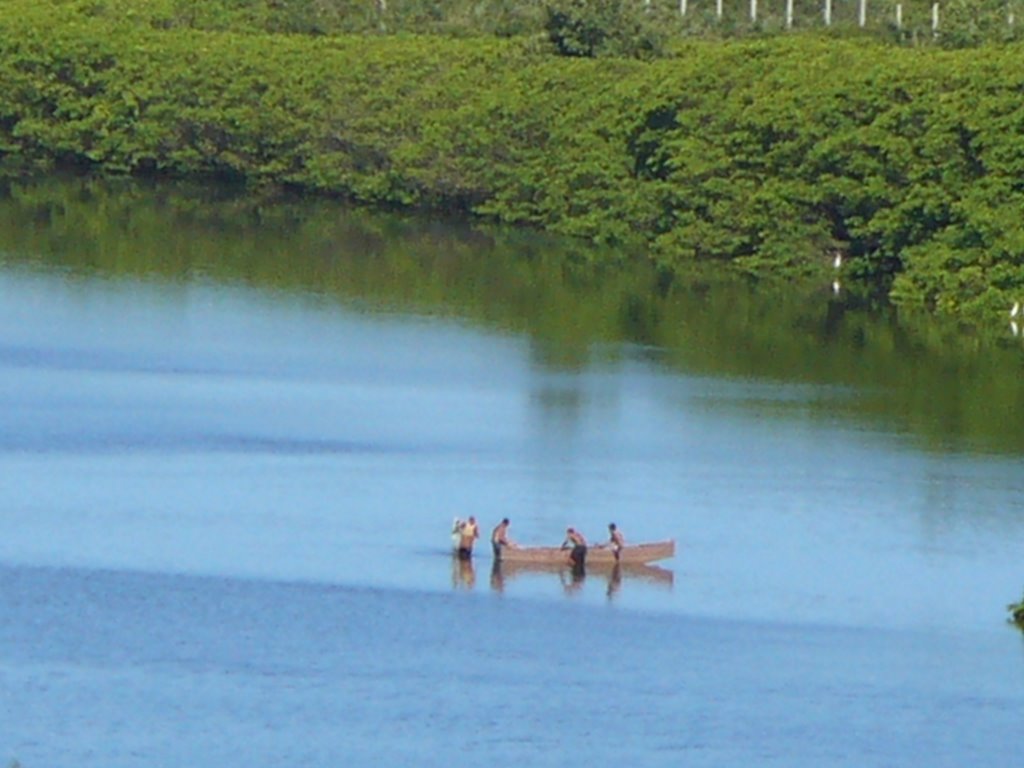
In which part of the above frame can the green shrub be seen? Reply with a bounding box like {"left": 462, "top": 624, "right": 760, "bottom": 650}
{"left": 1008, "top": 592, "right": 1024, "bottom": 628}
{"left": 543, "top": 0, "right": 667, "bottom": 59}
{"left": 939, "top": 0, "right": 1022, "bottom": 48}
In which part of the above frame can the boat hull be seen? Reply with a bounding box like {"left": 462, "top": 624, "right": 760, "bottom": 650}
{"left": 494, "top": 540, "right": 674, "bottom": 567}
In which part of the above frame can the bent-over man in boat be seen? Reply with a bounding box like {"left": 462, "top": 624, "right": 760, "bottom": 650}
{"left": 561, "top": 527, "right": 588, "bottom": 571}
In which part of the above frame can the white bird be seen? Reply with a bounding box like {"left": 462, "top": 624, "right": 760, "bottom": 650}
{"left": 832, "top": 280, "right": 841, "bottom": 295}
{"left": 1011, "top": 301, "right": 1020, "bottom": 319}
{"left": 833, "top": 252, "right": 842, "bottom": 270}
{"left": 1012, "top": 320, "right": 1020, "bottom": 338}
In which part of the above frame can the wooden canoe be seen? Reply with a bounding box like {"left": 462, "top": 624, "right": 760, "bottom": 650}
{"left": 494, "top": 540, "right": 675, "bottom": 566}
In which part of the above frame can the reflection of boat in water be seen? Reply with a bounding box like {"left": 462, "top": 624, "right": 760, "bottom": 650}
{"left": 496, "top": 540, "right": 675, "bottom": 567}
{"left": 491, "top": 559, "right": 674, "bottom": 588}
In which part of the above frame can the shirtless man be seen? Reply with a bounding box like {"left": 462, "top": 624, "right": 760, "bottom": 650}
{"left": 607, "top": 522, "right": 625, "bottom": 562}
{"left": 491, "top": 518, "right": 514, "bottom": 560}
{"left": 561, "top": 527, "right": 588, "bottom": 571}
{"left": 457, "top": 515, "right": 479, "bottom": 561}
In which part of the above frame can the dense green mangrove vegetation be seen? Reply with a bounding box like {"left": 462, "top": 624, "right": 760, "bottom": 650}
{"left": 1008, "top": 593, "right": 1024, "bottom": 628}
{"left": 25, "top": 0, "right": 1023, "bottom": 49}
{"left": 3, "top": 0, "right": 1024, "bottom": 320}
{"left": 5, "top": 175, "right": 1024, "bottom": 454}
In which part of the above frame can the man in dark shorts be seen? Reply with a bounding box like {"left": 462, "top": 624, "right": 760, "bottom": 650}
{"left": 562, "top": 527, "right": 587, "bottom": 573}
{"left": 457, "top": 515, "right": 479, "bottom": 561}
{"left": 491, "top": 518, "right": 514, "bottom": 560}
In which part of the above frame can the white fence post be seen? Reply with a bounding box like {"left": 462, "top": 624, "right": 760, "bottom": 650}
{"left": 669, "top": 0, "right": 1024, "bottom": 34}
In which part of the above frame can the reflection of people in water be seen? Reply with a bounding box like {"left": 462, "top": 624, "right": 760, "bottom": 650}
{"left": 490, "top": 560, "right": 505, "bottom": 593}
{"left": 452, "top": 553, "right": 476, "bottom": 589}
{"left": 561, "top": 567, "right": 586, "bottom": 596}
{"left": 606, "top": 564, "right": 623, "bottom": 600}
{"left": 561, "top": 527, "right": 587, "bottom": 576}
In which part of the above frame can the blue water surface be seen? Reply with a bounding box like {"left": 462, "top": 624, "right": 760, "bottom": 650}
{"left": 1, "top": 267, "right": 1023, "bottom": 767}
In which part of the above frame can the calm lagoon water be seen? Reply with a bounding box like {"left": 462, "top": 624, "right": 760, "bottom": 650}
{"left": 1, "top": 187, "right": 1023, "bottom": 766}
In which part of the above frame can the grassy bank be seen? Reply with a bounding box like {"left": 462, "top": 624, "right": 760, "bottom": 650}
{"left": 2, "top": 0, "right": 1024, "bottom": 320}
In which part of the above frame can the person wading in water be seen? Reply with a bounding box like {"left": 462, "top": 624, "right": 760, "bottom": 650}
{"left": 490, "top": 518, "right": 515, "bottom": 560}
{"left": 457, "top": 516, "right": 479, "bottom": 561}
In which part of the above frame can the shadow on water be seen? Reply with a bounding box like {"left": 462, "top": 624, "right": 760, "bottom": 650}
{"left": 3, "top": 175, "right": 1024, "bottom": 455}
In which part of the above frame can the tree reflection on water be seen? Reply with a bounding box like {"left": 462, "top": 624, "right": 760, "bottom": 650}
{"left": 5, "top": 174, "right": 1024, "bottom": 455}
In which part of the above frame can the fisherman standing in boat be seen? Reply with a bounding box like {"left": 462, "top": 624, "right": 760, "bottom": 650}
{"left": 490, "top": 518, "right": 515, "bottom": 560}
{"left": 561, "top": 527, "right": 588, "bottom": 573}
{"left": 607, "top": 522, "right": 625, "bottom": 562}
{"left": 457, "top": 515, "right": 479, "bottom": 561}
